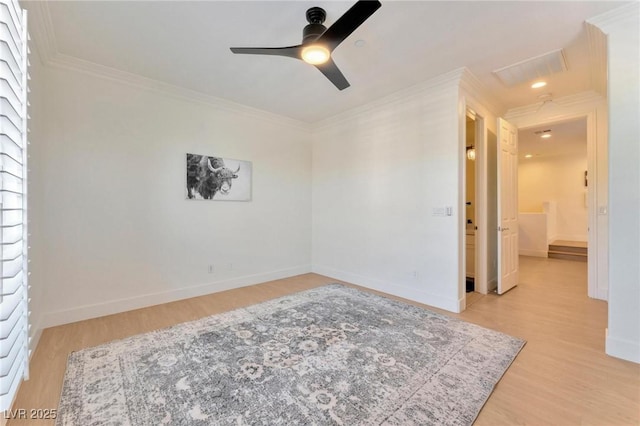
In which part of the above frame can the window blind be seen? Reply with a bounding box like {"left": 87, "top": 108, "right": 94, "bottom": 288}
{"left": 0, "top": 0, "right": 28, "bottom": 412}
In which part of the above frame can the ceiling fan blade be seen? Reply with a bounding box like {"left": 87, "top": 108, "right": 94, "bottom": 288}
{"left": 230, "top": 45, "right": 302, "bottom": 60}
{"left": 315, "top": 58, "right": 350, "bottom": 90}
{"left": 317, "top": 0, "right": 381, "bottom": 52}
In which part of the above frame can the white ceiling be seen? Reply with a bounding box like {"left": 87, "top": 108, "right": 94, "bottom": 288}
{"left": 519, "top": 117, "right": 587, "bottom": 160}
{"left": 28, "top": 1, "right": 626, "bottom": 123}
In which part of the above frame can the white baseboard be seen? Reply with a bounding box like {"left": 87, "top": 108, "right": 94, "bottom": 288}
{"left": 312, "top": 264, "right": 461, "bottom": 313}
{"left": 606, "top": 328, "right": 640, "bottom": 363}
{"left": 595, "top": 286, "right": 609, "bottom": 301}
{"left": 29, "top": 320, "right": 43, "bottom": 360}
{"left": 519, "top": 249, "right": 548, "bottom": 257}
{"left": 41, "top": 265, "right": 311, "bottom": 328}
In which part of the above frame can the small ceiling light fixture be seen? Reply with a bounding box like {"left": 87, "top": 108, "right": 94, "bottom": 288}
{"left": 466, "top": 146, "right": 476, "bottom": 161}
{"left": 301, "top": 44, "right": 330, "bottom": 65}
{"left": 531, "top": 81, "right": 547, "bottom": 89}
{"left": 354, "top": 39, "right": 366, "bottom": 47}
{"left": 535, "top": 129, "right": 552, "bottom": 139}
{"left": 525, "top": 154, "right": 533, "bottom": 158}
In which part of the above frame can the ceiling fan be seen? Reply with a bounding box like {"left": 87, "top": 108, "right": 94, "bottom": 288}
{"left": 230, "top": 0, "right": 382, "bottom": 90}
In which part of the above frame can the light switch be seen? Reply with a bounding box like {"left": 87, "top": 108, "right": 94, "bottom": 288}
{"left": 432, "top": 207, "right": 445, "bottom": 217}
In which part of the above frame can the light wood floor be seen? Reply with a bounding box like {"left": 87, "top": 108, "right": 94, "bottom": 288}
{"left": 10, "top": 257, "right": 640, "bottom": 425}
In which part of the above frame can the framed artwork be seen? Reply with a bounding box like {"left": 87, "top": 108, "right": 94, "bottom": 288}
{"left": 186, "top": 153, "right": 252, "bottom": 201}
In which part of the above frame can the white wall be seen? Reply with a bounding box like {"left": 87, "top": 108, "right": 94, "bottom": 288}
{"left": 518, "top": 213, "right": 548, "bottom": 257}
{"left": 519, "top": 153, "right": 588, "bottom": 241}
{"left": 36, "top": 66, "right": 312, "bottom": 327}
{"left": 312, "top": 71, "right": 463, "bottom": 312}
{"left": 590, "top": 3, "right": 640, "bottom": 364}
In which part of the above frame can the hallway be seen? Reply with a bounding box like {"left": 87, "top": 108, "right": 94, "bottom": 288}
{"left": 464, "top": 255, "right": 639, "bottom": 425}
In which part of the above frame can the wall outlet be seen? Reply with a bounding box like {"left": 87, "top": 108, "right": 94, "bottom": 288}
{"left": 412, "top": 270, "right": 420, "bottom": 280}
{"left": 227, "top": 263, "right": 233, "bottom": 271}
{"left": 208, "top": 264, "right": 214, "bottom": 274}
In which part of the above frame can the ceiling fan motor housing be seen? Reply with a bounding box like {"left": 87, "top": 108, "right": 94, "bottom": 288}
{"left": 303, "top": 23, "right": 327, "bottom": 44}
{"left": 303, "top": 7, "right": 327, "bottom": 44}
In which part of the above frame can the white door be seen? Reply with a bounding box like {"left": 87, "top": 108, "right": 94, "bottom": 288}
{"left": 497, "top": 118, "right": 519, "bottom": 294}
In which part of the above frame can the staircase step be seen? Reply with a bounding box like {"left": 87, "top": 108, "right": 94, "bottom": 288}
{"left": 548, "top": 240, "right": 587, "bottom": 262}
{"left": 548, "top": 250, "right": 588, "bottom": 262}
{"left": 548, "top": 245, "right": 588, "bottom": 255}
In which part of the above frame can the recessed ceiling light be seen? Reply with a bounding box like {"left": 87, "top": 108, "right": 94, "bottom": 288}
{"left": 541, "top": 134, "right": 552, "bottom": 139}
{"left": 525, "top": 154, "right": 533, "bottom": 158}
{"left": 354, "top": 39, "right": 366, "bottom": 48}
{"left": 531, "top": 81, "right": 547, "bottom": 89}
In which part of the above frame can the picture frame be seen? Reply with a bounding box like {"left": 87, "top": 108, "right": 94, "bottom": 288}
{"left": 186, "top": 153, "right": 252, "bottom": 201}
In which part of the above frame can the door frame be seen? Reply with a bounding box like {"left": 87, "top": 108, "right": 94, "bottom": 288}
{"left": 463, "top": 109, "right": 484, "bottom": 297}
{"left": 460, "top": 96, "right": 495, "bottom": 307}
{"left": 504, "top": 94, "right": 605, "bottom": 300}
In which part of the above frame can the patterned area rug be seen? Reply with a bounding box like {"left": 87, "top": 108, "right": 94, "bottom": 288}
{"left": 57, "top": 284, "right": 525, "bottom": 425}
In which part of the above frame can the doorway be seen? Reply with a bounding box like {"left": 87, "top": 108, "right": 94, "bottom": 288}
{"left": 517, "top": 117, "right": 589, "bottom": 284}
{"left": 464, "top": 110, "right": 486, "bottom": 306}
{"left": 508, "top": 105, "right": 608, "bottom": 300}
{"left": 465, "top": 113, "right": 477, "bottom": 292}
{"left": 461, "top": 100, "right": 603, "bottom": 308}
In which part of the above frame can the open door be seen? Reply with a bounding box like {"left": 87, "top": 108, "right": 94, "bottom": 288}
{"left": 497, "top": 118, "right": 519, "bottom": 294}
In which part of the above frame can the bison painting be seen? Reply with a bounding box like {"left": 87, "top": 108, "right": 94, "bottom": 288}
{"left": 186, "top": 153, "right": 251, "bottom": 201}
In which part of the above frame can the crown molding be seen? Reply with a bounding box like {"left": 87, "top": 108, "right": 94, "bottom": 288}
{"left": 504, "top": 90, "right": 605, "bottom": 121}
{"left": 22, "top": 0, "right": 57, "bottom": 64}
{"left": 459, "top": 68, "right": 505, "bottom": 117}
{"left": 24, "top": 1, "right": 308, "bottom": 131}
{"left": 586, "top": 2, "right": 639, "bottom": 34}
{"left": 312, "top": 67, "right": 465, "bottom": 131}
{"left": 47, "top": 53, "right": 308, "bottom": 131}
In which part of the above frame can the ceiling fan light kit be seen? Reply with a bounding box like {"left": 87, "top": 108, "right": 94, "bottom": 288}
{"left": 230, "top": 0, "right": 382, "bottom": 90}
{"left": 301, "top": 45, "right": 330, "bottom": 65}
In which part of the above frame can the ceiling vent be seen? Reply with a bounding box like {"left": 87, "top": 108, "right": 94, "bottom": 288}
{"left": 493, "top": 49, "right": 567, "bottom": 87}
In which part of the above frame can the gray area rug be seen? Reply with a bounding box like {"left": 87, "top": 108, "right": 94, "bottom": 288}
{"left": 57, "top": 284, "right": 525, "bottom": 425}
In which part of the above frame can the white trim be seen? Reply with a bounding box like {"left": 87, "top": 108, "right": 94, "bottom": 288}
{"left": 596, "top": 287, "right": 609, "bottom": 301}
{"left": 459, "top": 68, "right": 505, "bottom": 117}
{"left": 24, "top": 2, "right": 308, "bottom": 132}
{"left": 519, "top": 250, "right": 547, "bottom": 258}
{"left": 28, "top": 320, "right": 42, "bottom": 358}
{"left": 47, "top": 54, "right": 308, "bottom": 131}
{"left": 460, "top": 84, "right": 499, "bottom": 297}
{"left": 21, "top": 0, "right": 56, "bottom": 63}
{"left": 606, "top": 328, "right": 640, "bottom": 363}
{"left": 312, "top": 264, "right": 462, "bottom": 313}
{"left": 587, "top": 2, "right": 640, "bottom": 33}
{"left": 312, "top": 67, "right": 465, "bottom": 131}
{"left": 586, "top": 22, "right": 608, "bottom": 97}
{"left": 40, "top": 265, "right": 311, "bottom": 328}
{"left": 505, "top": 91, "right": 603, "bottom": 121}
